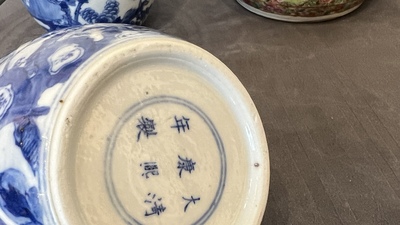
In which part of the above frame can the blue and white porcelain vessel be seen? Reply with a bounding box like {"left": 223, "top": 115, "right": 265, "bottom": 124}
{"left": 21, "top": 0, "right": 154, "bottom": 31}
{"left": 0, "top": 24, "right": 270, "bottom": 224}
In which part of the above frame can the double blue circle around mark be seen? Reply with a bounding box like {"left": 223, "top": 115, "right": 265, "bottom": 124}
{"left": 105, "top": 95, "right": 227, "bottom": 225}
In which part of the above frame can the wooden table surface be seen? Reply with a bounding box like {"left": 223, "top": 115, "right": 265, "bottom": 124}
{"left": 1, "top": 0, "right": 400, "bottom": 224}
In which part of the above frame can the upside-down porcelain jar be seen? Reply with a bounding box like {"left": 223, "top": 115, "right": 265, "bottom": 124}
{"left": 0, "top": 24, "right": 270, "bottom": 225}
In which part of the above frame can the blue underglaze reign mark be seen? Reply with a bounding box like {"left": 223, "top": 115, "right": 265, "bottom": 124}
{"left": 144, "top": 193, "right": 166, "bottom": 217}
{"left": 105, "top": 95, "right": 227, "bottom": 225}
{"left": 177, "top": 155, "right": 196, "bottom": 178}
{"left": 170, "top": 115, "right": 190, "bottom": 133}
{"left": 136, "top": 116, "right": 157, "bottom": 142}
{"left": 0, "top": 24, "right": 162, "bottom": 224}
{"left": 22, "top": 0, "right": 152, "bottom": 31}
{"left": 182, "top": 196, "right": 200, "bottom": 213}
{"left": 140, "top": 162, "right": 159, "bottom": 179}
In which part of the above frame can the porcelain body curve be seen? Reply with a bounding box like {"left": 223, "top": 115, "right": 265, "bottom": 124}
{"left": 0, "top": 24, "right": 270, "bottom": 225}
{"left": 0, "top": 24, "right": 160, "bottom": 225}
{"left": 21, "top": 0, "right": 154, "bottom": 31}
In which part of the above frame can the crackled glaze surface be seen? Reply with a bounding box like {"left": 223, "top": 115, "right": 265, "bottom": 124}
{"left": 21, "top": 0, "right": 154, "bottom": 31}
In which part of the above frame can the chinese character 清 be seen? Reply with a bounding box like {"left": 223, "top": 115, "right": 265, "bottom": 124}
{"left": 144, "top": 193, "right": 166, "bottom": 216}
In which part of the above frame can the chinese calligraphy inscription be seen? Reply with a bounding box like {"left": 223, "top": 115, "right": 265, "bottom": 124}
{"left": 136, "top": 116, "right": 157, "bottom": 141}
{"left": 141, "top": 162, "right": 159, "bottom": 179}
{"left": 106, "top": 96, "right": 227, "bottom": 224}
{"left": 144, "top": 193, "right": 166, "bottom": 217}
{"left": 171, "top": 116, "right": 190, "bottom": 133}
{"left": 177, "top": 155, "right": 197, "bottom": 178}
{"left": 183, "top": 196, "right": 201, "bottom": 212}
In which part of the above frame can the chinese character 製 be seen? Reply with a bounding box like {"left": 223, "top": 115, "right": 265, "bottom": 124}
{"left": 182, "top": 196, "right": 201, "bottom": 212}
{"left": 136, "top": 116, "right": 157, "bottom": 141}
{"left": 144, "top": 193, "right": 166, "bottom": 216}
{"left": 177, "top": 155, "right": 196, "bottom": 178}
{"left": 140, "top": 162, "right": 159, "bottom": 179}
{"left": 171, "top": 116, "right": 190, "bottom": 133}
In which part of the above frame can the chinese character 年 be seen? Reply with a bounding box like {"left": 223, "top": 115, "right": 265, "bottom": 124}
{"left": 171, "top": 116, "right": 190, "bottom": 133}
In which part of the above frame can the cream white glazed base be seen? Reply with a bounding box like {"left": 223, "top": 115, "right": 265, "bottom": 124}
{"left": 48, "top": 38, "right": 270, "bottom": 225}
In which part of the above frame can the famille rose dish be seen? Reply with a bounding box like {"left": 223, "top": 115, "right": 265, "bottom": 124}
{"left": 237, "top": 0, "right": 364, "bottom": 22}
{"left": 21, "top": 0, "right": 154, "bottom": 31}
{"left": 0, "top": 24, "right": 270, "bottom": 224}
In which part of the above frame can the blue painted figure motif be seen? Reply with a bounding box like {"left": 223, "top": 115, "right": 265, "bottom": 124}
{"left": 0, "top": 85, "right": 13, "bottom": 121}
{"left": 171, "top": 116, "right": 190, "bottom": 133}
{"left": 136, "top": 116, "right": 157, "bottom": 141}
{"left": 0, "top": 24, "right": 161, "bottom": 224}
{"left": 21, "top": 0, "right": 153, "bottom": 31}
{"left": 0, "top": 169, "right": 43, "bottom": 225}
{"left": 182, "top": 196, "right": 200, "bottom": 212}
{"left": 144, "top": 193, "right": 166, "bottom": 217}
{"left": 140, "top": 162, "right": 159, "bottom": 179}
{"left": 177, "top": 155, "right": 196, "bottom": 178}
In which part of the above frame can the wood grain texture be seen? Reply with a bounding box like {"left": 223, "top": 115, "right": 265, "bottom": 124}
{"left": 1, "top": 0, "right": 400, "bottom": 224}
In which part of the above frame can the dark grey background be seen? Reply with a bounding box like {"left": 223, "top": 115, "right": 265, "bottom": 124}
{"left": 1, "top": 0, "right": 400, "bottom": 224}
